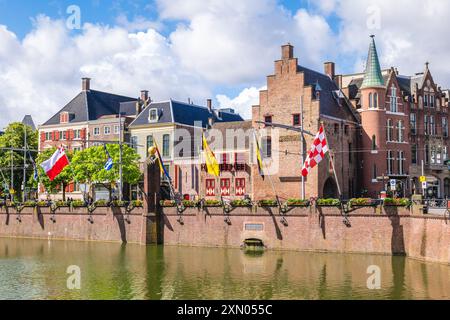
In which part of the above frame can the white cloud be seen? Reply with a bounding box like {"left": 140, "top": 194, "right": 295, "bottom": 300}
{"left": 0, "top": 1, "right": 338, "bottom": 129}
{"left": 216, "top": 86, "right": 266, "bottom": 120}
{"left": 0, "top": 16, "right": 210, "bottom": 129}
{"left": 333, "top": 0, "right": 450, "bottom": 84}
{"left": 2, "top": 0, "right": 449, "bottom": 131}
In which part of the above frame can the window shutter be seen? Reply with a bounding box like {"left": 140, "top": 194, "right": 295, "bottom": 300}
{"left": 80, "top": 128, "right": 86, "bottom": 140}
{"left": 40, "top": 132, "right": 45, "bottom": 142}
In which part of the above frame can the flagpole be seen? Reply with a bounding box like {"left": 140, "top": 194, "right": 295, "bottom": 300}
{"left": 321, "top": 122, "right": 342, "bottom": 197}
{"left": 254, "top": 129, "right": 281, "bottom": 206}
{"left": 300, "top": 96, "right": 305, "bottom": 200}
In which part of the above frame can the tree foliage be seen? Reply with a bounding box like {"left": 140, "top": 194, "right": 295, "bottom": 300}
{"left": 0, "top": 122, "right": 38, "bottom": 196}
{"left": 70, "top": 144, "right": 141, "bottom": 197}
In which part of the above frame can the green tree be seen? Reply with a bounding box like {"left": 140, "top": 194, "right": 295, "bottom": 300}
{"left": 0, "top": 122, "right": 38, "bottom": 200}
{"left": 33, "top": 148, "right": 74, "bottom": 201}
{"left": 71, "top": 144, "right": 141, "bottom": 200}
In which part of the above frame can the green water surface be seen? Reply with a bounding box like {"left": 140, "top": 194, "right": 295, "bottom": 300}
{"left": 0, "top": 238, "right": 449, "bottom": 300}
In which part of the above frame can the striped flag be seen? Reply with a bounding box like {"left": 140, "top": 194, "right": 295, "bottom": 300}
{"left": 40, "top": 147, "right": 69, "bottom": 181}
{"left": 253, "top": 132, "right": 264, "bottom": 178}
{"left": 301, "top": 125, "right": 329, "bottom": 177}
{"left": 154, "top": 140, "right": 171, "bottom": 181}
{"left": 103, "top": 145, "right": 113, "bottom": 171}
{"left": 202, "top": 133, "right": 220, "bottom": 177}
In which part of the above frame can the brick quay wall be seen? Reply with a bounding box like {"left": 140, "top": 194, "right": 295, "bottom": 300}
{"left": 160, "top": 206, "right": 450, "bottom": 265}
{"left": 0, "top": 205, "right": 449, "bottom": 265}
{"left": 0, "top": 206, "right": 157, "bottom": 245}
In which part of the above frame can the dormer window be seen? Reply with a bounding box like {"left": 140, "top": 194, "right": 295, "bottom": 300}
{"left": 60, "top": 112, "right": 69, "bottom": 123}
{"left": 148, "top": 108, "right": 159, "bottom": 123}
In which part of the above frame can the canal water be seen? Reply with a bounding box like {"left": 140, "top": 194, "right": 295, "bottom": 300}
{"left": 0, "top": 238, "right": 449, "bottom": 300}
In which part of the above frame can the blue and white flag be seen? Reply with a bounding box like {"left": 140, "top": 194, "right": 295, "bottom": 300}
{"left": 28, "top": 152, "right": 38, "bottom": 181}
{"left": 103, "top": 145, "right": 113, "bottom": 171}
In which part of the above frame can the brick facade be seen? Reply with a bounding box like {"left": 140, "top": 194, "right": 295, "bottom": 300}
{"left": 251, "top": 44, "right": 359, "bottom": 200}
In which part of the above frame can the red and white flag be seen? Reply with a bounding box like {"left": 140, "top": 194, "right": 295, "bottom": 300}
{"left": 301, "top": 125, "right": 329, "bottom": 177}
{"left": 40, "top": 147, "right": 70, "bottom": 181}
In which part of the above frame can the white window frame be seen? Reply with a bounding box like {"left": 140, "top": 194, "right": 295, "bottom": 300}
{"left": 148, "top": 108, "right": 159, "bottom": 123}
{"left": 387, "top": 119, "right": 393, "bottom": 142}
{"left": 104, "top": 126, "right": 111, "bottom": 135}
{"left": 398, "top": 151, "right": 405, "bottom": 175}
{"left": 387, "top": 150, "right": 394, "bottom": 175}
{"left": 430, "top": 115, "right": 435, "bottom": 135}
{"left": 114, "top": 125, "right": 120, "bottom": 134}
{"left": 390, "top": 86, "right": 398, "bottom": 112}
{"left": 410, "top": 113, "right": 416, "bottom": 134}
{"left": 93, "top": 127, "right": 100, "bottom": 136}
{"left": 398, "top": 120, "right": 404, "bottom": 142}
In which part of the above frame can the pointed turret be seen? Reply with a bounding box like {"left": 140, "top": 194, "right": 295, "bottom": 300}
{"left": 361, "top": 35, "right": 384, "bottom": 89}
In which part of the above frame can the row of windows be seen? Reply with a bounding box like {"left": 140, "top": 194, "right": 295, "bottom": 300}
{"left": 205, "top": 178, "right": 246, "bottom": 196}
{"left": 131, "top": 134, "right": 171, "bottom": 158}
{"left": 264, "top": 114, "right": 301, "bottom": 126}
{"left": 93, "top": 125, "right": 120, "bottom": 136}
{"left": 44, "top": 129, "right": 82, "bottom": 141}
{"left": 412, "top": 144, "right": 449, "bottom": 165}
{"left": 386, "top": 119, "right": 405, "bottom": 143}
{"left": 410, "top": 113, "right": 449, "bottom": 136}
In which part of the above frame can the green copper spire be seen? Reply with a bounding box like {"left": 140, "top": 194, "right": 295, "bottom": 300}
{"left": 361, "top": 35, "right": 384, "bottom": 89}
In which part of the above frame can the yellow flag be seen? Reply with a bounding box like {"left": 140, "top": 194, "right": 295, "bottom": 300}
{"left": 202, "top": 134, "right": 220, "bottom": 177}
{"left": 254, "top": 132, "right": 264, "bottom": 178}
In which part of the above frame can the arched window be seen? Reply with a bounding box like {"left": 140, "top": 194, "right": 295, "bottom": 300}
{"left": 369, "top": 93, "right": 373, "bottom": 108}
{"left": 372, "top": 135, "right": 377, "bottom": 150}
{"left": 373, "top": 93, "right": 378, "bottom": 108}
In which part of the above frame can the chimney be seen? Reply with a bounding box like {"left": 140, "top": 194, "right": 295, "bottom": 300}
{"left": 82, "top": 78, "right": 91, "bottom": 91}
{"left": 207, "top": 99, "right": 212, "bottom": 112}
{"left": 140, "top": 90, "right": 149, "bottom": 102}
{"left": 334, "top": 74, "right": 343, "bottom": 89}
{"left": 324, "top": 62, "right": 335, "bottom": 79}
{"left": 281, "top": 43, "right": 294, "bottom": 60}
{"left": 135, "top": 100, "right": 142, "bottom": 116}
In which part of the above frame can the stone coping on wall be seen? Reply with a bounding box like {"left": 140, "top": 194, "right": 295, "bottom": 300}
{"left": 0, "top": 207, "right": 145, "bottom": 216}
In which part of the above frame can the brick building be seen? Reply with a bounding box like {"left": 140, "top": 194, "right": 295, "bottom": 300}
{"left": 252, "top": 43, "right": 360, "bottom": 200}
{"left": 128, "top": 99, "right": 244, "bottom": 199}
{"left": 341, "top": 36, "right": 450, "bottom": 198}
{"left": 38, "top": 78, "right": 139, "bottom": 198}
{"left": 201, "top": 120, "right": 253, "bottom": 200}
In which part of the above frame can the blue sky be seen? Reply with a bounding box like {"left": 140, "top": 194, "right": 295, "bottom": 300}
{"left": 0, "top": 0, "right": 313, "bottom": 38}
{"left": 0, "top": 0, "right": 449, "bottom": 127}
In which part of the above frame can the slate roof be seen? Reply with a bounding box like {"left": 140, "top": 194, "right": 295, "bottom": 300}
{"left": 21, "top": 115, "right": 36, "bottom": 131}
{"left": 42, "top": 90, "right": 137, "bottom": 126}
{"left": 297, "top": 65, "right": 359, "bottom": 122}
{"left": 129, "top": 99, "right": 244, "bottom": 128}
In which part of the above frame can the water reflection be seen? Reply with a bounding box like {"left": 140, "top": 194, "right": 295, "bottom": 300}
{"left": 0, "top": 238, "right": 449, "bottom": 300}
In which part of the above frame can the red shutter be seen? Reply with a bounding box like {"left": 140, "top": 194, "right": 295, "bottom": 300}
{"left": 40, "top": 132, "right": 45, "bottom": 142}
{"left": 206, "top": 179, "right": 215, "bottom": 196}
{"left": 69, "top": 182, "right": 74, "bottom": 192}
{"left": 55, "top": 131, "right": 60, "bottom": 141}
{"left": 80, "top": 128, "right": 86, "bottom": 140}
{"left": 235, "top": 178, "right": 246, "bottom": 196}
{"left": 220, "top": 178, "right": 230, "bottom": 196}
{"left": 51, "top": 131, "right": 55, "bottom": 141}
{"left": 66, "top": 130, "right": 71, "bottom": 141}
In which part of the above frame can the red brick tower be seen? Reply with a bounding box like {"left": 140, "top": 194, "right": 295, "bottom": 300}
{"left": 359, "top": 35, "right": 387, "bottom": 197}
